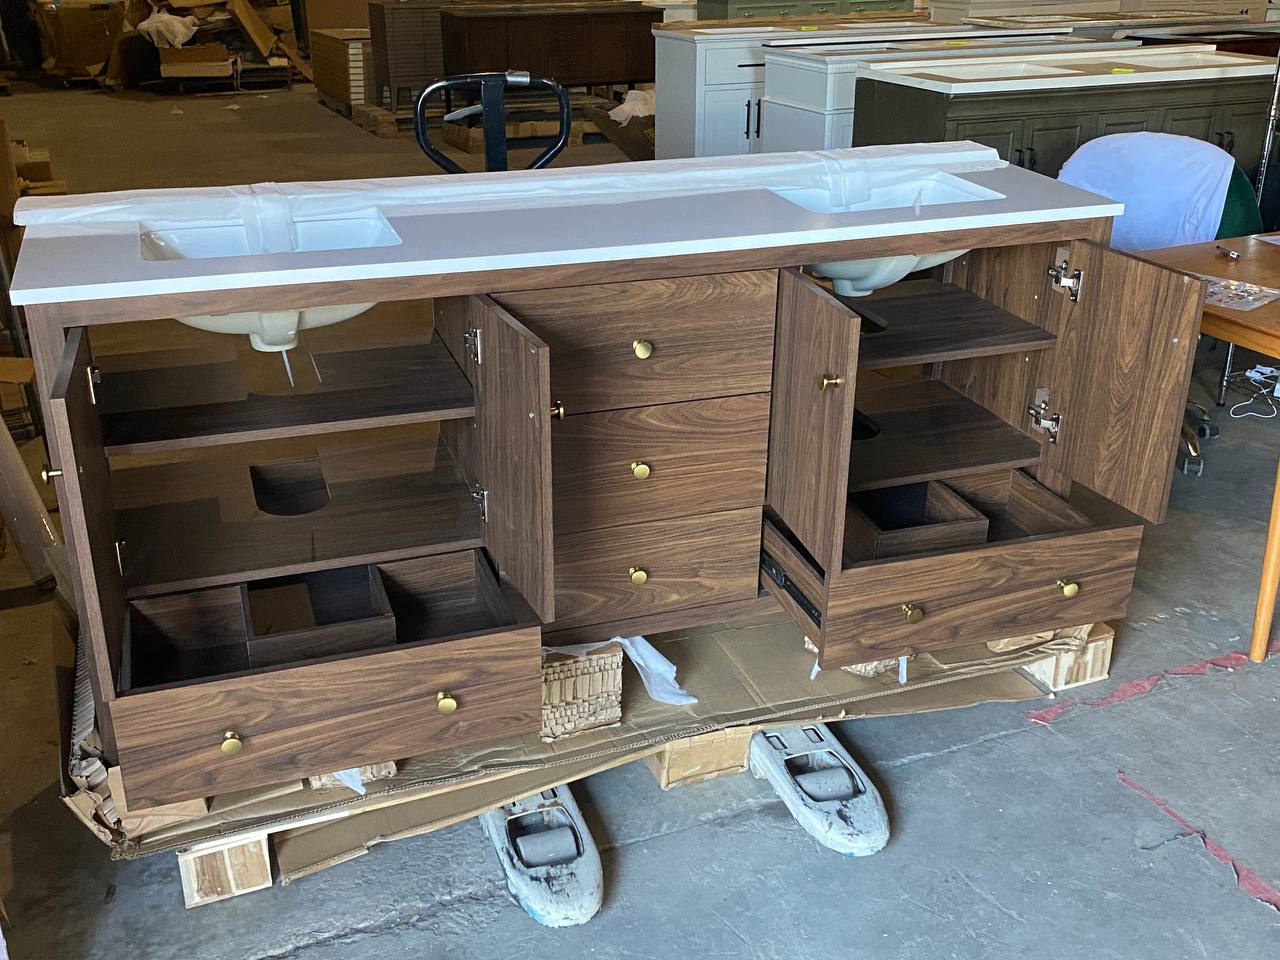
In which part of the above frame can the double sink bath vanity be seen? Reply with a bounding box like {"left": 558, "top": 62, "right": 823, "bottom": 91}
{"left": 10, "top": 144, "right": 1203, "bottom": 807}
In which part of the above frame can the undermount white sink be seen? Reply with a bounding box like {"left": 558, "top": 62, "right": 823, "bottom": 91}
{"left": 785, "top": 171, "right": 1004, "bottom": 215}
{"left": 1111, "top": 52, "right": 1234, "bottom": 68}
{"left": 143, "top": 213, "right": 396, "bottom": 350}
{"left": 914, "top": 62, "right": 1081, "bottom": 80}
{"left": 140, "top": 213, "right": 402, "bottom": 261}
{"left": 800, "top": 173, "right": 997, "bottom": 295}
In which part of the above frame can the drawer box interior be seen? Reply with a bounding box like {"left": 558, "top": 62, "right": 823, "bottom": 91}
{"left": 122, "top": 549, "right": 518, "bottom": 692}
{"left": 245, "top": 566, "right": 395, "bottom": 668}
{"left": 844, "top": 480, "right": 988, "bottom": 562}
{"left": 843, "top": 469, "right": 1093, "bottom": 569}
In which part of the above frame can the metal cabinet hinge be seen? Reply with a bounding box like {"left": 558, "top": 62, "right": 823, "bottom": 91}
{"left": 1047, "top": 259, "right": 1083, "bottom": 302}
{"left": 1027, "top": 398, "right": 1061, "bottom": 444}
{"left": 464, "top": 327, "right": 483, "bottom": 365}
{"left": 86, "top": 365, "right": 101, "bottom": 405}
{"left": 471, "top": 485, "right": 489, "bottom": 522}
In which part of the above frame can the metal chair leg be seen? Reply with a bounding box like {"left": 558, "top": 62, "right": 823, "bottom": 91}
{"left": 1217, "top": 341, "right": 1236, "bottom": 406}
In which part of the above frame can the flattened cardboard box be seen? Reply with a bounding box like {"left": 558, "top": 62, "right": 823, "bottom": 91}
{"left": 77, "top": 616, "right": 1058, "bottom": 876}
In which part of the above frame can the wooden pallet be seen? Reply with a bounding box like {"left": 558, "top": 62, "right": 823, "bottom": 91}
{"left": 352, "top": 90, "right": 612, "bottom": 140}
{"left": 440, "top": 117, "right": 598, "bottom": 154}
{"left": 317, "top": 94, "right": 355, "bottom": 119}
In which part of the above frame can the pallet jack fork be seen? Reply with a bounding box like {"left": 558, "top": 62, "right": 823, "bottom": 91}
{"left": 749, "top": 723, "right": 890, "bottom": 857}
{"left": 478, "top": 783, "right": 603, "bottom": 927}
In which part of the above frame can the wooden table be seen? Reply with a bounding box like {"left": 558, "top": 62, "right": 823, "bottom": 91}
{"left": 1143, "top": 233, "right": 1280, "bottom": 662}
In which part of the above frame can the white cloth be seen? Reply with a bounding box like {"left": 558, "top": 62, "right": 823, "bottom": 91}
{"left": 1057, "top": 132, "right": 1234, "bottom": 253}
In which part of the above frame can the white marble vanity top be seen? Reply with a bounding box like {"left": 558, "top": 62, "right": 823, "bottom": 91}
{"left": 857, "top": 43, "right": 1274, "bottom": 94}
{"left": 762, "top": 35, "right": 1138, "bottom": 70}
{"left": 653, "top": 22, "right": 1070, "bottom": 44}
{"left": 9, "top": 144, "right": 1122, "bottom": 306}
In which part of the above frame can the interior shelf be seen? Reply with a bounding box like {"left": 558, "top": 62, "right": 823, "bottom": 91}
{"left": 847, "top": 377, "right": 1043, "bottom": 492}
{"left": 98, "top": 340, "right": 475, "bottom": 455}
{"left": 845, "top": 280, "right": 1056, "bottom": 371}
{"left": 112, "top": 427, "right": 484, "bottom": 597}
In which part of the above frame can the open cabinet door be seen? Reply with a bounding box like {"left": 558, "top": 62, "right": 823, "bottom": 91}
{"left": 1040, "top": 241, "right": 1203, "bottom": 524}
{"left": 471, "top": 296, "right": 555, "bottom": 622}
{"left": 766, "top": 268, "right": 861, "bottom": 575}
{"left": 48, "top": 327, "right": 126, "bottom": 701}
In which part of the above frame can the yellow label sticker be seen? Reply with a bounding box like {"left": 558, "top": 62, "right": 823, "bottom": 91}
{"left": 1110, "top": 67, "right": 1136, "bottom": 73}
{"left": 799, "top": 25, "right": 819, "bottom": 30}
{"left": 943, "top": 39, "right": 968, "bottom": 45}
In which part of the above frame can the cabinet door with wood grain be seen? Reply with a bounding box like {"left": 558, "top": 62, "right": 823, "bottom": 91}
{"left": 471, "top": 296, "right": 555, "bottom": 622}
{"left": 765, "top": 268, "right": 861, "bottom": 575}
{"left": 1039, "top": 242, "right": 1203, "bottom": 524}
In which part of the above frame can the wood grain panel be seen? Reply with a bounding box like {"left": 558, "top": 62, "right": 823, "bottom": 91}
{"left": 492, "top": 272, "right": 777, "bottom": 414}
{"left": 766, "top": 268, "right": 859, "bottom": 575}
{"left": 822, "top": 525, "right": 1142, "bottom": 665}
{"left": 39, "top": 219, "right": 1108, "bottom": 327}
{"left": 543, "top": 594, "right": 779, "bottom": 646}
{"left": 552, "top": 394, "right": 770, "bottom": 533}
{"left": 853, "top": 280, "right": 1056, "bottom": 370}
{"left": 98, "top": 340, "right": 474, "bottom": 455}
{"left": 848, "top": 378, "right": 1042, "bottom": 491}
{"left": 1041, "top": 242, "right": 1202, "bottom": 525}
{"left": 472, "top": 295, "right": 554, "bottom": 622}
{"left": 113, "top": 626, "right": 541, "bottom": 806}
{"left": 47, "top": 328, "right": 128, "bottom": 696}
{"left": 552, "top": 508, "right": 761, "bottom": 628}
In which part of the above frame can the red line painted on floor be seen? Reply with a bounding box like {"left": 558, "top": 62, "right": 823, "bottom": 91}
{"left": 1026, "top": 651, "right": 1251, "bottom": 725}
{"left": 1116, "top": 772, "right": 1280, "bottom": 913}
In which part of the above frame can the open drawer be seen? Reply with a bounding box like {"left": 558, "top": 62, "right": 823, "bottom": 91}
{"left": 762, "top": 469, "right": 1144, "bottom": 668}
{"left": 111, "top": 550, "right": 542, "bottom": 806}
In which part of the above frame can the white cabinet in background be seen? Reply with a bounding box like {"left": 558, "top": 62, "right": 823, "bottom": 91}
{"left": 703, "top": 85, "right": 765, "bottom": 155}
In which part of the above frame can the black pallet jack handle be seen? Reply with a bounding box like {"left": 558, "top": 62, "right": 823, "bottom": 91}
{"left": 414, "top": 70, "right": 572, "bottom": 174}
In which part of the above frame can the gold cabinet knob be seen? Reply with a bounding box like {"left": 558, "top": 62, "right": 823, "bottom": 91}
{"left": 550, "top": 401, "right": 565, "bottom": 420}
{"left": 437, "top": 692, "right": 458, "bottom": 714}
{"left": 629, "top": 566, "right": 648, "bottom": 585}
{"left": 632, "top": 339, "right": 654, "bottom": 360}
{"left": 40, "top": 464, "right": 63, "bottom": 484}
{"left": 220, "top": 730, "right": 243, "bottom": 756}
{"left": 630, "top": 460, "right": 651, "bottom": 480}
{"left": 820, "top": 375, "right": 844, "bottom": 391}
{"left": 901, "top": 603, "right": 924, "bottom": 624}
{"left": 1057, "top": 579, "right": 1080, "bottom": 598}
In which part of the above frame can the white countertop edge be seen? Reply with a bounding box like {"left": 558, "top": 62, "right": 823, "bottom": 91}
{"left": 861, "top": 61, "right": 1276, "bottom": 94}
{"left": 11, "top": 201, "right": 1123, "bottom": 307}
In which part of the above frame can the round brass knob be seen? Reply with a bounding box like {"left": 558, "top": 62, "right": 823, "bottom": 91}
{"left": 220, "top": 730, "right": 243, "bottom": 756}
{"left": 632, "top": 339, "right": 654, "bottom": 360}
{"left": 630, "top": 461, "right": 651, "bottom": 480}
{"left": 820, "top": 375, "right": 844, "bottom": 391}
{"left": 550, "top": 401, "right": 565, "bottom": 420}
{"left": 1057, "top": 579, "right": 1080, "bottom": 598}
{"left": 40, "top": 465, "right": 63, "bottom": 484}
{"left": 629, "top": 566, "right": 648, "bottom": 585}
{"left": 437, "top": 692, "right": 458, "bottom": 714}
{"left": 901, "top": 603, "right": 924, "bottom": 624}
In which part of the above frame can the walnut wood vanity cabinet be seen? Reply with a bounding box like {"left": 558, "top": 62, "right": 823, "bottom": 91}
{"left": 26, "top": 214, "right": 1203, "bottom": 806}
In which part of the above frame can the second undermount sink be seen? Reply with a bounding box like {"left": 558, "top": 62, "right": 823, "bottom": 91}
{"left": 798, "top": 172, "right": 1002, "bottom": 296}
{"left": 140, "top": 212, "right": 401, "bottom": 261}
{"left": 912, "top": 62, "right": 1082, "bottom": 81}
{"left": 783, "top": 171, "right": 1004, "bottom": 215}
{"left": 142, "top": 212, "right": 397, "bottom": 351}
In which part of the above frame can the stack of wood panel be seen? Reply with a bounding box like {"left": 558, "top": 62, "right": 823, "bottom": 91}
{"left": 312, "top": 28, "right": 372, "bottom": 111}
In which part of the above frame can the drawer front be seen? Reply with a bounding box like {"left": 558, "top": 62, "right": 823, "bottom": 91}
{"left": 821, "top": 526, "right": 1143, "bottom": 666}
{"left": 553, "top": 394, "right": 770, "bottom": 533}
{"left": 553, "top": 507, "right": 762, "bottom": 628}
{"left": 112, "top": 627, "right": 541, "bottom": 806}
{"left": 705, "top": 44, "right": 767, "bottom": 85}
{"left": 492, "top": 272, "right": 777, "bottom": 415}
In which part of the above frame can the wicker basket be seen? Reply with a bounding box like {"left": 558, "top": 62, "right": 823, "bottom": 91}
{"left": 541, "top": 642, "right": 624, "bottom": 741}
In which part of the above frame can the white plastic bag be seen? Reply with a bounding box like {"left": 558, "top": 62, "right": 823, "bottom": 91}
{"left": 137, "top": 10, "right": 200, "bottom": 48}
{"left": 608, "top": 90, "right": 656, "bottom": 127}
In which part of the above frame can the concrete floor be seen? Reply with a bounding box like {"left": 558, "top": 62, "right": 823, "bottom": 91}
{"left": 4, "top": 82, "right": 1280, "bottom": 959}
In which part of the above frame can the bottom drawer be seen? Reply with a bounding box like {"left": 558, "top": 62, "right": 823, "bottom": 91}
{"left": 112, "top": 550, "right": 541, "bottom": 806}
{"left": 763, "top": 470, "right": 1143, "bottom": 668}
{"left": 553, "top": 507, "right": 762, "bottom": 628}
